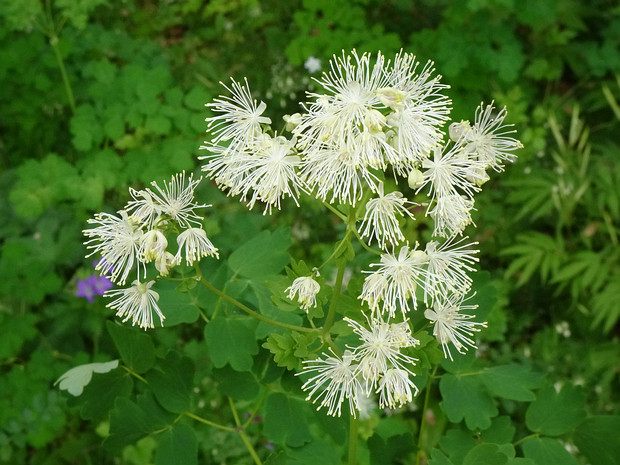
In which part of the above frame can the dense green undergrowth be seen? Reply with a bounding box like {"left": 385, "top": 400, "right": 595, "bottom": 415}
{"left": 1, "top": 1, "right": 619, "bottom": 464}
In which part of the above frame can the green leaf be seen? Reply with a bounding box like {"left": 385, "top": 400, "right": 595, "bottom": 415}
{"left": 439, "top": 373, "right": 498, "bottom": 430}
{"left": 56, "top": 0, "right": 107, "bottom": 29}
{"left": 156, "top": 280, "right": 200, "bottom": 326}
{"left": 368, "top": 432, "right": 415, "bottom": 465}
{"left": 285, "top": 436, "right": 342, "bottom": 465}
{"left": 463, "top": 443, "right": 510, "bottom": 465}
{"left": 521, "top": 437, "right": 579, "bottom": 465}
{"left": 262, "top": 331, "right": 315, "bottom": 371}
{"left": 440, "top": 349, "right": 477, "bottom": 374}
{"left": 263, "top": 392, "right": 312, "bottom": 447}
{"left": 0, "top": 312, "right": 38, "bottom": 359}
{"left": 479, "top": 364, "right": 544, "bottom": 401}
{"left": 147, "top": 351, "right": 194, "bottom": 413}
{"left": 334, "top": 237, "right": 355, "bottom": 267}
{"left": 525, "top": 385, "right": 586, "bottom": 436}
{"left": 506, "top": 459, "right": 536, "bottom": 465}
{"left": 429, "top": 449, "right": 456, "bottom": 465}
{"left": 106, "top": 321, "right": 156, "bottom": 374}
{"left": 155, "top": 422, "right": 197, "bottom": 465}
{"left": 204, "top": 317, "right": 258, "bottom": 371}
{"left": 250, "top": 280, "right": 305, "bottom": 339}
{"left": 0, "top": 0, "right": 42, "bottom": 30}
{"left": 56, "top": 360, "right": 119, "bottom": 396}
{"left": 574, "top": 415, "right": 620, "bottom": 465}
{"left": 184, "top": 85, "right": 210, "bottom": 110}
{"left": 438, "top": 428, "right": 478, "bottom": 465}
{"left": 481, "top": 416, "right": 516, "bottom": 444}
{"left": 213, "top": 366, "right": 260, "bottom": 400}
{"left": 105, "top": 397, "right": 157, "bottom": 451}
{"left": 265, "top": 451, "right": 289, "bottom": 465}
{"left": 228, "top": 228, "right": 291, "bottom": 278}
{"left": 79, "top": 368, "right": 134, "bottom": 421}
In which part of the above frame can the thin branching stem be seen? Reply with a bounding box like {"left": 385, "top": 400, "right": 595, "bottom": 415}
{"left": 199, "top": 276, "right": 315, "bottom": 333}
{"left": 183, "top": 412, "right": 236, "bottom": 432}
{"left": 229, "top": 397, "right": 263, "bottom": 465}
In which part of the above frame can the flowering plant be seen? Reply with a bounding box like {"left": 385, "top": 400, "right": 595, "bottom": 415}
{"left": 63, "top": 50, "right": 531, "bottom": 464}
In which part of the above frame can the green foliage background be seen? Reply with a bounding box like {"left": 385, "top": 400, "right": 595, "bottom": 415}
{"left": 1, "top": 0, "right": 619, "bottom": 464}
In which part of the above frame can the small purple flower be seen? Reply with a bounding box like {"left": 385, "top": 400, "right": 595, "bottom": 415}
{"left": 76, "top": 275, "right": 114, "bottom": 303}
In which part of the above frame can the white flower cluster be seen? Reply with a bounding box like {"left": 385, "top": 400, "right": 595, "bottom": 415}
{"left": 83, "top": 172, "right": 219, "bottom": 330}
{"left": 298, "top": 313, "right": 419, "bottom": 417}
{"left": 200, "top": 50, "right": 521, "bottom": 416}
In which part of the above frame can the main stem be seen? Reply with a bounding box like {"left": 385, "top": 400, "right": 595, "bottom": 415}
{"left": 416, "top": 366, "right": 438, "bottom": 465}
{"left": 348, "top": 415, "right": 358, "bottom": 465}
{"left": 321, "top": 210, "right": 356, "bottom": 335}
{"left": 50, "top": 35, "right": 76, "bottom": 113}
{"left": 321, "top": 258, "right": 347, "bottom": 335}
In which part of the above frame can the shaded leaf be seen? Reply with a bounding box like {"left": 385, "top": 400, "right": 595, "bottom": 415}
{"left": 521, "top": 437, "right": 579, "bottom": 465}
{"left": 147, "top": 351, "right": 194, "bottom": 413}
{"left": 574, "top": 415, "right": 620, "bottom": 465}
{"left": 263, "top": 392, "right": 312, "bottom": 447}
{"left": 156, "top": 279, "right": 200, "bottom": 326}
{"left": 204, "top": 317, "right": 258, "bottom": 371}
{"left": 439, "top": 374, "right": 498, "bottom": 430}
{"left": 213, "top": 366, "right": 260, "bottom": 401}
{"left": 104, "top": 397, "right": 154, "bottom": 451}
{"left": 79, "top": 368, "right": 133, "bottom": 421}
{"left": 106, "top": 321, "right": 156, "bottom": 374}
{"left": 525, "top": 385, "right": 586, "bottom": 436}
{"left": 228, "top": 228, "right": 291, "bottom": 278}
{"left": 479, "top": 364, "right": 544, "bottom": 401}
{"left": 155, "top": 422, "right": 197, "bottom": 465}
{"left": 463, "top": 443, "right": 510, "bottom": 465}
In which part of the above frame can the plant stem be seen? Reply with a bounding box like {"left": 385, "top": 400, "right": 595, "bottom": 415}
{"left": 120, "top": 365, "right": 148, "bottom": 385}
{"left": 243, "top": 388, "right": 270, "bottom": 429}
{"left": 321, "top": 260, "right": 346, "bottom": 335}
{"left": 348, "top": 414, "right": 358, "bottom": 465}
{"left": 416, "top": 365, "right": 438, "bottom": 465}
{"left": 50, "top": 35, "right": 76, "bottom": 113}
{"left": 183, "top": 412, "right": 236, "bottom": 432}
{"left": 513, "top": 432, "right": 540, "bottom": 447}
{"left": 43, "top": 0, "right": 75, "bottom": 113}
{"left": 199, "top": 277, "right": 315, "bottom": 333}
{"left": 322, "top": 209, "right": 357, "bottom": 335}
{"left": 229, "top": 397, "right": 263, "bottom": 465}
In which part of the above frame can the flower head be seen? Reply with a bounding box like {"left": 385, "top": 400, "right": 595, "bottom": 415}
{"left": 360, "top": 182, "right": 415, "bottom": 250}
{"left": 360, "top": 244, "right": 428, "bottom": 317}
{"left": 140, "top": 229, "right": 168, "bottom": 263}
{"left": 424, "top": 293, "right": 486, "bottom": 360}
{"left": 462, "top": 102, "right": 523, "bottom": 171}
{"left": 298, "top": 349, "right": 362, "bottom": 418}
{"left": 429, "top": 194, "right": 476, "bottom": 237}
{"left": 286, "top": 274, "right": 321, "bottom": 312}
{"left": 345, "top": 313, "right": 418, "bottom": 394}
{"left": 237, "top": 135, "right": 304, "bottom": 213}
{"left": 377, "top": 368, "right": 419, "bottom": 409}
{"left": 423, "top": 236, "right": 479, "bottom": 303}
{"left": 175, "top": 227, "right": 219, "bottom": 266}
{"left": 205, "top": 77, "right": 271, "bottom": 149}
{"left": 145, "top": 172, "right": 207, "bottom": 229}
{"left": 105, "top": 280, "right": 164, "bottom": 330}
{"left": 419, "top": 144, "right": 486, "bottom": 203}
{"left": 83, "top": 210, "right": 144, "bottom": 285}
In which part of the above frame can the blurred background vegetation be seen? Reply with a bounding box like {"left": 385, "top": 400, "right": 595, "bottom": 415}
{"left": 1, "top": 0, "right": 619, "bottom": 463}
